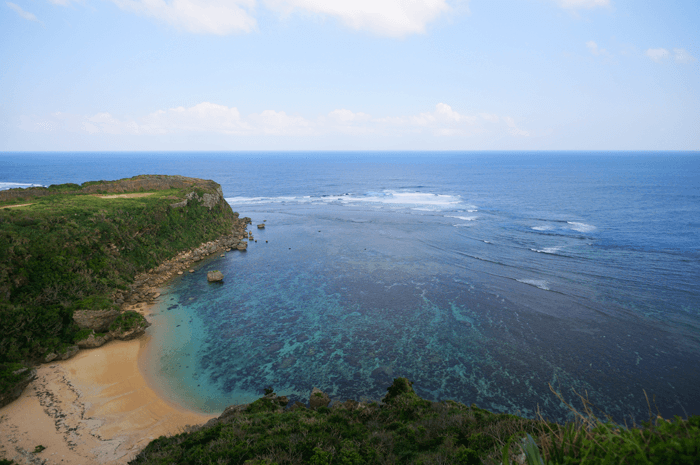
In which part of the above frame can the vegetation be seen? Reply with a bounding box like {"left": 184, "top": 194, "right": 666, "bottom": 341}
{"left": 0, "top": 176, "right": 238, "bottom": 393}
{"left": 130, "top": 378, "right": 699, "bottom": 465}
{"left": 109, "top": 310, "right": 147, "bottom": 333}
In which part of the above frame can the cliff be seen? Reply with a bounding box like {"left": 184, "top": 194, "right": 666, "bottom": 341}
{"left": 0, "top": 175, "right": 249, "bottom": 407}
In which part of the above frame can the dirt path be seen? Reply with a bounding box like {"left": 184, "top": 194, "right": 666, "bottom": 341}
{"left": 1, "top": 203, "right": 33, "bottom": 208}
{"left": 96, "top": 193, "right": 155, "bottom": 199}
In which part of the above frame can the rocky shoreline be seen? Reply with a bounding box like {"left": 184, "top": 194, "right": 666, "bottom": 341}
{"left": 41, "top": 214, "right": 252, "bottom": 364}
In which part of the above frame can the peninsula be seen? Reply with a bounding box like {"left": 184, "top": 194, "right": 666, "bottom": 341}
{"left": 0, "top": 175, "right": 249, "bottom": 407}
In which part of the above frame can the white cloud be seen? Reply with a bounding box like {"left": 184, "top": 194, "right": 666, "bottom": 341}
{"left": 503, "top": 116, "right": 530, "bottom": 137}
{"left": 586, "top": 40, "right": 599, "bottom": 55}
{"left": 21, "top": 102, "right": 529, "bottom": 140}
{"left": 264, "top": 0, "right": 452, "bottom": 37}
{"left": 142, "top": 102, "right": 252, "bottom": 133}
{"left": 555, "top": 0, "right": 610, "bottom": 9}
{"left": 646, "top": 48, "right": 669, "bottom": 62}
{"left": 586, "top": 40, "right": 612, "bottom": 58}
{"left": 6, "top": 2, "right": 40, "bottom": 22}
{"left": 673, "top": 48, "right": 697, "bottom": 64}
{"left": 248, "top": 109, "right": 315, "bottom": 135}
{"left": 328, "top": 109, "right": 372, "bottom": 123}
{"left": 108, "top": 0, "right": 257, "bottom": 35}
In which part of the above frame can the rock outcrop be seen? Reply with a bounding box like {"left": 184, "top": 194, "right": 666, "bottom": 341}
{"left": 0, "top": 367, "right": 37, "bottom": 408}
{"left": 72, "top": 309, "right": 121, "bottom": 332}
{"left": 207, "top": 270, "right": 224, "bottom": 282}
{"left": 76, "top": 330, "right": 113, "bottom": 348}
{"left": 309, "top": 387, "right": 331, "bottom": 409}
{"left": 60, "top": 345, "right": 80, "bottom": 360}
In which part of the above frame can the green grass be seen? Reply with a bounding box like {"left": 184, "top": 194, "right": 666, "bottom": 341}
{"left": 0, "top": 176, "right": 239, "bottom": 392}
{"left": 503, "top": 385, "right": 700, "bottom": 465}
{"left": 130, "top": 378, "right": 700, "bottom": 465}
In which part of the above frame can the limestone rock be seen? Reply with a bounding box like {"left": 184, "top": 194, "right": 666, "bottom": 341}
{"left": 73, "top": 308, "right": 121, "bottom": 332}
{"left": 43, "top": 353, "right": 57, "bottom": 363}
{"left": 257, "top": 224, "right": 265, "bottom": 229}
{"left": 207, "top": 270, "right": 224, "bottom": 282}
{"left": 169, "top": 199, "right": 188, "bottom": 209}
{"left": 110, "top": 319, "right": 150, "bottom": 341}
{"left": 76, "top": 330, "right": 113, "bottom": 349}
{"left": 0, "top": 367, "right": 37, "bottom": 408}
{"left": 290, "top": 401, "right": 306, "bottom": 411}
{"left": 60, "top": 345, "right": 80, "bottom": 360}
{"left": 309, "top": 387, "right": 330, "bottom": 409}
{"left": 236, "top": 242, "right": 247, "bottom": 251}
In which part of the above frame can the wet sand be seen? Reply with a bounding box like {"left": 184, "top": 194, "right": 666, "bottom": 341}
{"left": 0, "top": 335, "right": 214, "bottom": 464}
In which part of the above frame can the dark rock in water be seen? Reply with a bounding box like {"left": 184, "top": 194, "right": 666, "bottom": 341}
{"left": 73, "top": 309, "right": 121, "bottom": 332}
{"left": 309, "top": 387, "right": 330, "bottom": 409}
{"left": 207, "top": 270, "right": 224, "bottom": 282}
{"left": 296, "top": 333, "right": 309, "bottom": 343}
{"left": 60, "top": 345, "right": 80, "bottom": 360}
{"left": 76, "top": 330, "right": 113, "bottom": 348}
{"left": 371, "top": 366, "right": 394, "bottom": 381}
{"left": 0, "top": 367, "right": 37, "bottom": 408}
{"left": 266, "top": 342, "right": 283, "bottom": 354}
{"left": 257, "top": 224, "right": 265, "bottom": 229}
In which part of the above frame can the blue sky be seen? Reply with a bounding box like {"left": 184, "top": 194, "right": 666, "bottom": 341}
{"left": 1, "top": 0, "right": 698, "bottom": 151}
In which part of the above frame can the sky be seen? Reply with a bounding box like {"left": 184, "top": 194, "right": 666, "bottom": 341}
{"left": 1, "top": 0, "right": 698, "bottom": 151}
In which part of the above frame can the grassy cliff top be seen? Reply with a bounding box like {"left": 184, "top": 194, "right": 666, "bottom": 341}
{"left": 0, "top": 175, "right": 240, "bottom": 368}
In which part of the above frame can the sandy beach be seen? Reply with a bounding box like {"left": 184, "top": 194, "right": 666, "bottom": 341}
{"left": 0, "top": 333, "right": 214, "bottom": 464}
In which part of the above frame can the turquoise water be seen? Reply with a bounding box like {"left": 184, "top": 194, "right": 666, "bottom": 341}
{"left": 3, "top": 152, "right": 699, "bottom": 423}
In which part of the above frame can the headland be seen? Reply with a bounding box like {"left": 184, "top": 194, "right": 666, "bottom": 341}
{"left": 0, "top": 175, "right": 251, "bottom": 464}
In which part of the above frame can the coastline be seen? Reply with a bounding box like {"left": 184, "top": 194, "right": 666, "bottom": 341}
{"left": 0, "top": 335, "right": 214, "bottom": 464}
{"left": 0, "top": 233, "right": 250, "bottom": 464}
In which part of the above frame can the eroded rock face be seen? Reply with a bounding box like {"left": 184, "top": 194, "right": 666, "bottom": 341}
{"left": 73, "top": 309, "right": 121, "bottom": 332}
{"left": 207, "top": 271, "right": 224, "bottom": 282}
{"left": 110, "top": 319, "right": 151, "bottom": 341}
{"left": 309, "top": 387, "right": 331, "bottom": 409}
{"left": 76, "top": 331, "right": 113, "bottom": 349}
{"left": 60, "top": 345, "right": 80, "bottom": 360}
{"left": 0, "top": 367, "right": 37, "bottom": 408}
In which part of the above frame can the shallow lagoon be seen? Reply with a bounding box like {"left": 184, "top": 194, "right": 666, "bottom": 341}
{"left": 144, "top": 195, "right": 699, "bottom": 424}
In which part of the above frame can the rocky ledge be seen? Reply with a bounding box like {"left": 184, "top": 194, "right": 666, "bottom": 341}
{"left": 0, "top": 366, "right": 37, "bottom": 409}
{"left": 61, "top": 215, "right": 252, "bottom": 358}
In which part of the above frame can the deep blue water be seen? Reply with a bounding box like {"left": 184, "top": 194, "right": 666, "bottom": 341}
{"left": 2, "top": 151, "right": 699, "bottom": 423}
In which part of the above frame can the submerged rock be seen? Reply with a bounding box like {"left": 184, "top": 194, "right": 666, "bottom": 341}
{"left": 207, "top": 270, "right": 224, "bottom": 282}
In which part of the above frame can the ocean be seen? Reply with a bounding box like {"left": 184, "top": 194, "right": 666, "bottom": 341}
{"left": 2, "top": 151, "right": 698, "bottom": 424}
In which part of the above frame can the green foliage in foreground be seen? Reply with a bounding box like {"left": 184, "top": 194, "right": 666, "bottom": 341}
{"left": 131, "top": 379, "right": 700, "bottom": 465}
{"left": 0, "top": 177, "right": 237, "bottom": 375}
